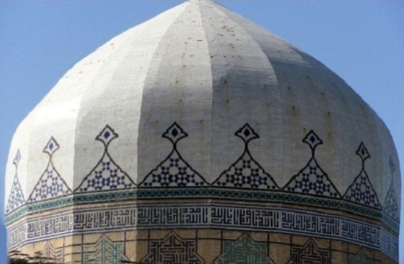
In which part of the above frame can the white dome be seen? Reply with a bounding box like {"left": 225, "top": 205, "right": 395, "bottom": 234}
{"left": 5, "top": 1, "right": 400, "bottom": 262}
{"left": 6, "top": 0, "right": 399, "bottom": 202}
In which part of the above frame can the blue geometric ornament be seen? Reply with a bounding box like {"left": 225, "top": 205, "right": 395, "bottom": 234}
{"left": 75, "top": 125, "right": 135, "bottom": 192}
{"left": 343, "top": 142, "right": 381, "bottom": 209}
{"left": 28, "top": 137, "right": 72, "bottom": 203}
{"left": 383, "top": 156, "right": 399, "bottom": 221}
{"left": 139, "top": 122, "right": 208, "bottom": 187}
{"left": 6, "top": 150, "right": 26, "bottom": 214}
{"left": 284, "top": 130, "right": 340, "bottom": 198}
{"left": 213, "top": 123, "right": 279, "bottom": 190}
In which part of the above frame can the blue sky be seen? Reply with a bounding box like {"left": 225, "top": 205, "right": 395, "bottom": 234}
{"left": 0, "top": 1, "right": 403, "bottom": 263}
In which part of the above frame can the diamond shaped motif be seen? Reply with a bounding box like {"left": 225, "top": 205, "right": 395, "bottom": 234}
{"left": 13, "top": 150, "right": 21, "bottom": 167}
{"left": 96, "top": 125, "right": 118, "bottom": 147}
{"left": 6, "top": 150, "right": 25, "bottom": 214}
{"left": 43, "top": 137, "right": 60, "bottom": 156}
{"left": 284, "top": 130, "right": 340, "bottom": 198}
{"left": 389, "top": 156, "right": 395, "bottom": 175}
{"left": 140, "top": 122, "right": 207, "bottom": 187}
{"left": 162, "top": 122, "right": 188, "bottom": 145}
{"left": 356, "top": 142, "right": 370, "bottom": 163}
{"left": 213, "top": 124, "right": 278, "bottom": 190}
{"left": 235, "top": 123, "right": 259, "bottom": 143}
{"left": 76, "top": 126, "right": 135, "bottom": 192}
{"left": 343, "top": 145, "right": 381, "bottom": 209}
{"left": 29, "top": 137, "right": 72, "bottom": 203}
{"left": 303, "top": 130, "right": 323, "bottom": 151}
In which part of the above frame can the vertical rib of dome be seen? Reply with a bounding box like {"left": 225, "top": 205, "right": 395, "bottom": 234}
{"left": 6, "top": 31, "right": 122, "bottom": 198}
{"left": 137, "top": 0, "right": 214, "bottom": 180}
{"left": 4, "top": 1, "right": 400, "bottom": 263}
{"left": 72, "top": 2, "right": 189, "bottom": 184}
{"left": 209, "top": 1, "right": 396, "bottom": 195}
{"left": 197, "top": 0, "right": 285, "bottom": 182}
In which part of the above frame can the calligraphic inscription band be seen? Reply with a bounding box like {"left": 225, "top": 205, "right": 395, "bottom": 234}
{"left": 7, "top": 203, "right": 398, "bottom": 261}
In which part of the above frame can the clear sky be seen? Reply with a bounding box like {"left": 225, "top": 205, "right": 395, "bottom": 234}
{"left": 0, "top": 1, "right": 403, "bottom": 263}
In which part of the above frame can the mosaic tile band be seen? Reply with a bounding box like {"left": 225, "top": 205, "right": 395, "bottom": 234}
{"left": 5, "top": 188, "right": 399, "bottom": 233}
{"left": 7, "top": 203, "right": 398, "bottom": 261}
{"left": 7, "top": 125, "right": 400, "bottom": 221}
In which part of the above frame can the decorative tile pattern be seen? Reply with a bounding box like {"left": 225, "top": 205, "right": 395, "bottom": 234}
{"left": 284, "top": 131, "right": 340, "bottom": 198}
{"left": 6, "top": 150, "right": 26, "bottom": 214}
{"left": 95, "top": 125, "right": 118, "bottom": 147}
{"left": 43, "top": 137, "right": 60, "bottom": 156}
{"left": 343, "top": 143, "right": 381, "bottom": 209}
{"left": 213, "top": 124, "right": 278, "bottom": 190}
{"left": 388, "top": 156, "right": 395, "bottom": 176}
{"left": 7, "top": 202, "right": 398, "bottom": 261}
{"left": 28, "top": 163, "right": 71, "bottom": 203}
{"left": 77, "top": 154, "right": 133, "bottom": 192}
{"left": 83, "top": 235, "right": 128, "bottom": 264}
{"left": 4, "top": 126, "right": 400, "bottom": 263}
{"left": 303, "top": 130, "right": 323, "bottom": 151}
{"left": 214, "top": 234, "right": 275, "bottom": 264}
{"left": 141, "top": 232, "right": 205, "bottom": 264}
{"left": 288, "top": 238, "right": 331, "bottom": 264}
{"left": 380, "top": 229, "right": 399, "bottom": 261}
{"left": 383, "top": 156, "right": 399, "bottom": 221}
{"left": 28, "top": 138, "right": 72, "bottom": 203}
{"left": 348, "top": 249, "right": 373, "bottom": 264}
{"left": 75, "top": 125, "right": 135, "bottom": 192}
{"left": 139, "top": 122, "right": 208, "bottom": 187}
{"left": 356, "top": 142, "right": 371, "bottom": 162}
{"left": 40, "top": 242, "right": 63, "bottom": 263}
{"left": 6, "top": 187, "right": 389, "bottom": 230}
{"left": 384, "top": 185, "right": 399, "bottom": 221}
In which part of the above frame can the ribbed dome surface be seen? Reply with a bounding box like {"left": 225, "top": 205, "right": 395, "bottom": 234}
{"left": 5, "top": 1, "right": 401, "bottom": 263}
{"left": 6, "top": 0, "right": 399, "bottom": 202}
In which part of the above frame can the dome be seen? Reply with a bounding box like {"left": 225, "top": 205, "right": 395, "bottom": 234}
{"left": 5, "top": 0, "right": 400, "bottom": 263}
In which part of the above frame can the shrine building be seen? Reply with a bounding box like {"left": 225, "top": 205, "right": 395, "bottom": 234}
{"left": 5, "top": 0, "right": 400, "bottom": 263}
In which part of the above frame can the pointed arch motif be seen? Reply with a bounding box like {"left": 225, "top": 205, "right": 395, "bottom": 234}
{"left": 343, "top": 143, "right": 381, "bottom": 209}
{"left": 212, "top": 123, "right": 279, "bottom": 190}
{"left": 383, "top": 156, "right": 399, "bottom": 221}
{"left": 139, "top": 122, "right": 208, "bottom": 187}
{"left": 75, "top": 125, "right": 135, "bottom": 192}
{"left": 283, "top": 131, "right": 341, "bottom": 198}
{"left": 28, "top": 137, "right": 72, "bottom": 202}
{"left": 6, "top": 150, "right": 26, "bottom": 214}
